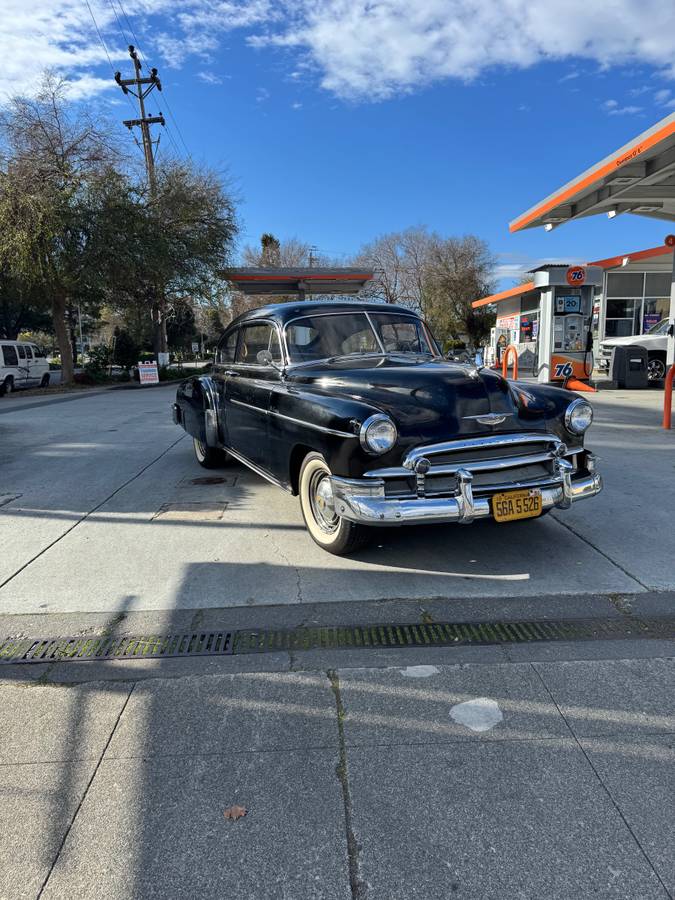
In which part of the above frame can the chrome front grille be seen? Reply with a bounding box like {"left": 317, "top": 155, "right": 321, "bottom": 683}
{"left": 369, "top": 432, "right": 567, "bottom": 499}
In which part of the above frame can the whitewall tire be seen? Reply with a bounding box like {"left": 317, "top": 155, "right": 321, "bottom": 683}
{"left": 298, "top": 452, "right": 369, "bottom": 555}
{"left": 193, "top": 437, "right": 229, "bottom": 469}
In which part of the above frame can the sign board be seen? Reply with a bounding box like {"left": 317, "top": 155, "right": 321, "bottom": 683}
{"left": 555, "top": 295, "right": 582, "bottom": 314}
{"left": 138, "top": 361, "right": 159, "bottom": 385}
{"left": 566, "top": 266, "right": 586, "bottom": 286}
{"left": 157, "top": 352, "right": 170, "bottom": 368}
{"left": 191, "top": 342, "right": 200, "bottom": 353}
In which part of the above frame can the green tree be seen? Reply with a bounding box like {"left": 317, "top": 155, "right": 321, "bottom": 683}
{"left": 0, "top": 74, "right": 119, "bottom": 383}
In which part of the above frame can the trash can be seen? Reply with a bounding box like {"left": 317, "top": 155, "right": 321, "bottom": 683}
{"left": 611, "top": 345, "right": 649, "bottom": 389}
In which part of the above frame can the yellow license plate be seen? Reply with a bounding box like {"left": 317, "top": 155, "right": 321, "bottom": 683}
{"left": 492, "top": 489, "right": 542, "bottom": 523}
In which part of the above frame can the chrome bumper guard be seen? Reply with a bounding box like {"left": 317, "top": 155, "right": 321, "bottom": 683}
{"left": 331, "top": 453, "right": 602, "bottom": 527}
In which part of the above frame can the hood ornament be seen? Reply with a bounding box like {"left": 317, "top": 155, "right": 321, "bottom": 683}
{"left": 463, "top": 413, "right": 511, "bottom": 426}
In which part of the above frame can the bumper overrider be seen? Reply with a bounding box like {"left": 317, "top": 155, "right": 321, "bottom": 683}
{"left": 330, "top": 434, "right": 602, "bottom": 526}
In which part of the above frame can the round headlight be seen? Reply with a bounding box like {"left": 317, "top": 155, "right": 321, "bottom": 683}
{"left": 360, "top": 414, "right": 397, "bottom": 454}
{"left": 565, "top": 398, "right": 593, "bottom": 434}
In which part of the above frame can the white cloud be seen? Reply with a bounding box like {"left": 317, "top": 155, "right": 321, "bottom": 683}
{"left": 291, "top": 101, "right": 302, "bottom": 109}
{"left": 4, "top": 0, "right": 675, "bottom": 105}
{"left": 256, "top": 86, "right": 270, "bottom": 102}
{"left": 602, "top": 99, "right": 643, "bottom": 115}
{"left": 197, "top": 70, "right": 223, "bottom": 84}
{"left": 655, "top": 88, "right": 671, "bottom": 104}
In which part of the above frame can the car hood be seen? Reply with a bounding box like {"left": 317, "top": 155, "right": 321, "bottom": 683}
{"left": 287, "top": 355, "right": 545, "bottom": 440}
{"left": 600, "top": 333, "right": 660, "bottom": 347}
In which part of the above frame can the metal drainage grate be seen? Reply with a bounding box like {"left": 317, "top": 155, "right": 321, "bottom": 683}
{"left": 0, "top": 617, "right": 672, "bottom": 665}
{"left": 232, "top": 617, "right": 674, "bottom": 654}
{"left": 0, "top": 632, "right": 233, "bottom": 664}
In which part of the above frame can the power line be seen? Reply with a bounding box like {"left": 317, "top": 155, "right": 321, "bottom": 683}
{"left": 83, "top": 0, "right": 140, "bottom": 122}
{"left": 112, "top": 0, "right": 193, "bottom": 159}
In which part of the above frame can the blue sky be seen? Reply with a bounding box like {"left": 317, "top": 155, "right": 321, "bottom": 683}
{"left": 8, "top": 1, "right": 675, "bottom": 285}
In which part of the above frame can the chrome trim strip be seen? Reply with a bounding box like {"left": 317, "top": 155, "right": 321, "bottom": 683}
{"left": 366, "top": 450, "right": 556, "bottom": 480}
{"left": 271, "top": 409, "right": 358, "bottom": 438}
{"left": 230, "top": 397, "right": 357, "bottom": 438}
{"left": 223, "top": 445, "right": 292, "bottom": 493}
{"left": 462, "top": 413, "right": 513, "bottom": 425}
{"left": 403, "top": 432, "right": 560, "bottom": 467}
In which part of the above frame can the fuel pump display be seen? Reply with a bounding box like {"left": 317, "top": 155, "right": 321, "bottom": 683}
{"left": 551, "top": 288, "right": 594, "bottom": 382}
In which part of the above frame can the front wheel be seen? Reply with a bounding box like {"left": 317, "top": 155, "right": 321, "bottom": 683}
{"left": 647, "top": 355, "right": 666, "bottom": 382}
{"left": 193, "top": 437, "right": 229, "bottom": 469}
{"left": 298, "top": 453, "right": 370, "bottom": 555}
{"left": 40, "top": 374, "right": 50, "bottom": 388}
{"left": 1, "top": 376, "right": 14, "bottom": 396}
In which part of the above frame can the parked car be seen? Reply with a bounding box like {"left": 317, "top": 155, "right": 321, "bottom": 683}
{"left": 0, "top": 341, "right": 50, "bottom": 395}
{"left": 597, "top": 318, "right": 672, "bottom": 382}
{"left": 173, "top": 301, "right": 602, "bottom": 554}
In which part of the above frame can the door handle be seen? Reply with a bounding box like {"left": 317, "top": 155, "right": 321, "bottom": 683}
{"left": 225, "top": 370, "right": 239, "bottom": 377}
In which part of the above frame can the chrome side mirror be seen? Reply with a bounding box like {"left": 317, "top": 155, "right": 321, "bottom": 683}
{"left": 256, "top": 349, "right": 284, "bottom": 373}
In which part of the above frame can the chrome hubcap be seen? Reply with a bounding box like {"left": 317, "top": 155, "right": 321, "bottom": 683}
{"left": 647, "top": 359, "right": 665, "bottom": 381}
{"left": 309, "top": 471, "right": 338, "bottom": 533}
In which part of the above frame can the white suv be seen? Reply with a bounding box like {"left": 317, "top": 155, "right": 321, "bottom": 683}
{"left": 0, "top": 341, "right": 50, "bottom": 395}
{"left": 598, "top": 319, "right": 671, "bottom": 382}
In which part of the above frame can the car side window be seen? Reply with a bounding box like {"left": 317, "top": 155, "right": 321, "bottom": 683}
{"left": 217, "top": 330, "right": 238, "bottom": 364}
{"left": 236, "top": 323, "right": 280, "bottom": 365}
{"left": 17, "top": 345, "right": 26, "bottom": 359}
{"left": 2, "top": 345, "right": 18, "bottom": 367}
{"left": 31, "top": 345, "right": 43, "bottom": 358}
{"left": 25, "top": 345, "right": 33, "bottom": 359}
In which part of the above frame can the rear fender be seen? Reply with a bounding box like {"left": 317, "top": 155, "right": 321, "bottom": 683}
{"left": 174, "top": 376, "right": 220, "bottom": 447}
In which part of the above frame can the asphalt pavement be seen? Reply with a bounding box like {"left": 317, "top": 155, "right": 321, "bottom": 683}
{"left": 0, "top": 382, "right": 673, "bottom": 900}
{"left": 0, "top": 385, "right": 673, "bottom": 615}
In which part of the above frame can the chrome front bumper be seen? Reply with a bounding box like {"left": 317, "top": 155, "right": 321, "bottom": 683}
{"left": 331, "top": 469, "right": 603, "bottom": 526}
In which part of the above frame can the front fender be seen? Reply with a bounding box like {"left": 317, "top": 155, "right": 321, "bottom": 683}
{"left": 270, "top": 386, "right": 386, "bottom": 479}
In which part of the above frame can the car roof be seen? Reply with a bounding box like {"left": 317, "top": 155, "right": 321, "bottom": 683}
{"left": 226, "top": 300, "right": 421, "bottom": 330}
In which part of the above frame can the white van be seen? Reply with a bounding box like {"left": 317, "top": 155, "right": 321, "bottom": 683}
{"left": 0, "top": 341, "right": 50, "bottom": 394}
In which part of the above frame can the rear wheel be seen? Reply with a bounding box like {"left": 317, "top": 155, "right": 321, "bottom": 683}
{"left": 193, "top": 437, "right": 229, "bottom": 469}
{"left": 647, "top": 354, "right": 666, "bottom": 382}
{"left": 298, "top": 452, "right": 370, "bottom": 555}
{"left": 1, "top": 376, "right": 14, "bottom": 396}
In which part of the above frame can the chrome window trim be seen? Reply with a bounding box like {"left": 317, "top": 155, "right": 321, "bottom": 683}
{"left": 282, "top": 309, "right": 438, "bottom": 367}
{"left": 233, "top": 318, "right": 287, "bottom": 368}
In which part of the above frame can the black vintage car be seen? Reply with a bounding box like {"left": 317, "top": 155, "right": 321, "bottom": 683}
{"left": 173, "top": 301, "right": 602, "bottom": 554}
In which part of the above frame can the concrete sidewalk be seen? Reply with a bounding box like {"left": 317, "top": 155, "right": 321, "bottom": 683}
{"left": 1, "top": 655, "right": 672, "bottom": 900}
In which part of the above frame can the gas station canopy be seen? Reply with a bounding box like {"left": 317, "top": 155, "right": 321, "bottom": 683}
{"left": 510, "top": 112, "right": 675, "bottom": 232}
{"left": 221, "top": 267, "right": 374, "bottom": 298}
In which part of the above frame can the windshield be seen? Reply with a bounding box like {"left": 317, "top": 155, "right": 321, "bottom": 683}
{"left": 647, "top": 319, "right": 669, "bottom": 335}
{"left": 284, "top": 311, "right": 434, "bottom": 363}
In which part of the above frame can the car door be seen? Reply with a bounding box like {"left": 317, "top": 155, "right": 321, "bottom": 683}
{"left": 223, "top": 321, "right": 283, "bottom": 470}
{"left": 15, "top": 344, "right": 30, "bottom": 388}
{"left": 28, "top": 345, "right": 47, "bottom": 385}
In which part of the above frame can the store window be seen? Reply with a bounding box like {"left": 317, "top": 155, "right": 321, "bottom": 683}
{"left": 604, "top": 273, "right": 642, "bottom": 338}
{"left": 604, "top": 270, "right": 673, "bottom": 337}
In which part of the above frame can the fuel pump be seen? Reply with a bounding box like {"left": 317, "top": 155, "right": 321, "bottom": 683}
{"left": 530, "top": 264, "right": 603, "bottom": 387}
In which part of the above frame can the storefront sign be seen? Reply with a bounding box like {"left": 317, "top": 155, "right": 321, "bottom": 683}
{"left": 566, "top": 266, "right": 586, "bottom": 286}
{"left": 643, "top": 313, "right": 662, "bottom": 332}
{"left": 138, "top": 361, "right": 159, "bottom": 385}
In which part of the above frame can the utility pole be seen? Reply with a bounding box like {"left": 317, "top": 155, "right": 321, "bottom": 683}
{"left": 115, "top": 46, "right": 164, "bottom": 193}
{"left": 115, "top": 47, "right": 168, "bottom": 355}
{"left": 308, "top": 245, "right": 318, "bottom": 268}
